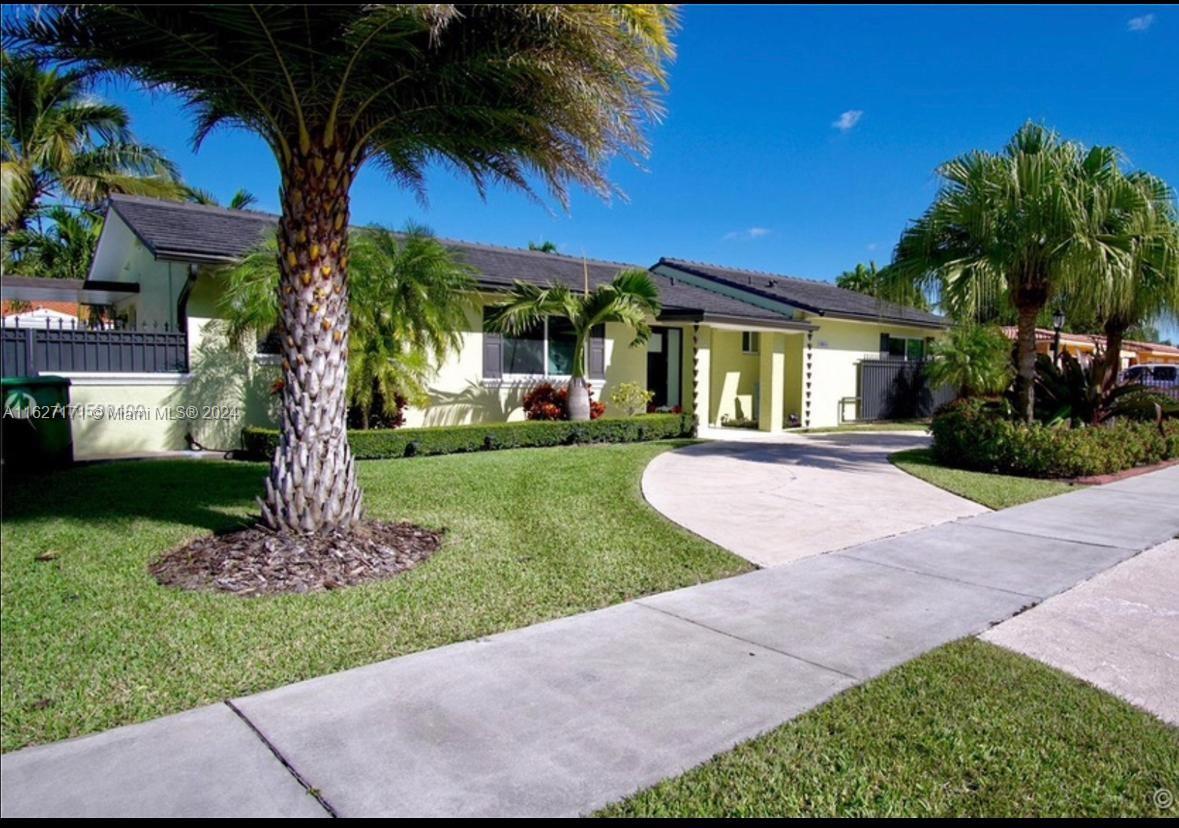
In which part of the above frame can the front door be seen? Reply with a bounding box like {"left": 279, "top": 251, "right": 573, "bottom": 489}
{"left": 646, "top": 327, "right": 682, "bottom": 409}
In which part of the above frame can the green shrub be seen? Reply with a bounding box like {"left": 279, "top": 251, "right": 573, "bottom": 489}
{"left": 240, "top": 412, "right": 696, "bottom": 461}
{"left": 931, "top": 398, "right": 1179, "bottom": 478}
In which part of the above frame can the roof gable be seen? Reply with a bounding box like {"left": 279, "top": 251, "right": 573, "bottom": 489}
{"left": 657, "top": 258, "right": 947, "bottom": 329}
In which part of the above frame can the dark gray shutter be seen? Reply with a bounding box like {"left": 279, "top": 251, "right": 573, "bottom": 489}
{"left": 588, "top": 324, "right": 606, "bottom": 379}
{"left": 483, "top": 308, "right": 503, "bottom": 378}
{"left": 879, "top": 333, "right": 891, "bottom": 359}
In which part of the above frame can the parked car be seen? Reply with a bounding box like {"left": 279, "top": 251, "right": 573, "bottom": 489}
{"left": 1122, "top": 364, "right": 1179, "bottom": 401}
{"left": 1123, "top": 363, "right": 1178, "bottom": 385}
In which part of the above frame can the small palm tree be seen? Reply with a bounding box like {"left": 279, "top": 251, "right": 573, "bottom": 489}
{"left": 924, "top": 324, "right": 1013, "bottom": 398}
{"left": 486, "top": 270, "right": 661, "bottom": 420}
{"left": 0, "top": 51, "right": 179, "bottom": 232}
{"left": 887, "top": 123, "right": 1131, "bottom": 423}
{"left": 13, "top": 6, "right": 676, "bottom": 533}
{"left": 220, "top": 226, "right": 475, "bottom": 426}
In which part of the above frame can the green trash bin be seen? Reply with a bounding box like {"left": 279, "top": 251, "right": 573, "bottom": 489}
{"left": 2, "top": 375, "right": 74, "bottom": 469}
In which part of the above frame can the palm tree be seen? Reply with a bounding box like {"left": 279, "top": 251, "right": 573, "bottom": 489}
{"left": 185, "top": 186, "right": 258, "bottom": 211}
{"left": 486, "top": 270, "right": 661, "bottom": 420}
{"left": 220, "top": 225, "right": 475, "bottom": 428}
{"left": 1087, "top": 172, "right": 1179, "bottom": 393}
{"left": 1, "top": 51, "right": 179, "bottom": 232}
{"left": 923, "top": 324, "right": 1013, "bottom": 398}
{"left": 3, "top": 204, "right": 102, "bottom": 280}
{"left": 12, "top": 6, "right": 676, "bottom": 534}
{"left": 836, "top": 260, "right": 931, "bottom": 311}
{"left": 887, "top": 123, "right": 1129, "bottom": 423}
{"left": 835, "top": 262, "right": 880, "bottom": 295}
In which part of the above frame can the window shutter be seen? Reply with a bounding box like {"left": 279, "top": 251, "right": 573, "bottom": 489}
{"left": 588, "top": 324, "right": 606, "bottom": 379}
{"left": 483, "top": 332, "right": 503, "bottom": 379}
{"left": 482, "top": 308, "right": 503, "bottom": 379}
{"left": 879, "top": 333, "right": 891, "bottom": 359}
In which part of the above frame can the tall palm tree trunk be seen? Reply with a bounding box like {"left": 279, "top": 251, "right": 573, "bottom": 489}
{"left": 1100, "top": 319, "right": 1127, "bottom": 397}
{"left": 1014, "top": 301, "right": 1040, "bottom": 424}
{"left": 260, "top": 145, "right": 363, "bottom": 534}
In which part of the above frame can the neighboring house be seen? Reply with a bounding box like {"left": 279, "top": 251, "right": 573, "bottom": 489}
{"left": 997, "top": 327, "right": 1179, "bottom": 369}
{"left": 2, "top": 299, "right": 81, "bottom": 329}
{"left": 2, "top": 195, "right": 949, "bottom": 459}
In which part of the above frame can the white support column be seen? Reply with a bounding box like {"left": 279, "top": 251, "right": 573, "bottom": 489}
{"left": 758, "top": 332, "right": 786, "bottom": 432}
{"left": 692, "top": 324, "right": 711, "bottom": 429}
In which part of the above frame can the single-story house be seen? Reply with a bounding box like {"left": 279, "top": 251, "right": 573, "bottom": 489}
{"left": 2, "top": 195, "right": 948, "bottom": 459}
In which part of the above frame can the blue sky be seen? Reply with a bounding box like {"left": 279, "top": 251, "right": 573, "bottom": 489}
{"left": 97, "top": 6, "right": 1176, "bottom": 296}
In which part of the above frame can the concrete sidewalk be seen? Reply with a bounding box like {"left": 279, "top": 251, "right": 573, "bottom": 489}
{"left": 983, "top": 538, "right": 1179, "bottom": 726}
{"left": 3, "top": 466, "right": 1177, "bottom": 817}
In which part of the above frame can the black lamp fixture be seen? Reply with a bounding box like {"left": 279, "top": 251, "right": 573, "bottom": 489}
{"left": 1051, "top": 307, "right": 1066, "bottom": 363}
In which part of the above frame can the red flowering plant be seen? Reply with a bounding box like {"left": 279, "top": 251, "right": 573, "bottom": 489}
{"left": 523, "top": 382, "right": 605, "bottom": 421}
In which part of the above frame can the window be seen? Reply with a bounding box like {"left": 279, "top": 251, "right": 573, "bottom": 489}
{"left": 490, "top": 309, "right": 582, "bottom": 378}
{"left": 885, "top": 336, "right": 926, "bottom": 361}
{"left": 502, "top": 322, "right": 545, "bottom": 374}
{"left": 742, "top": 331, "right": 760, "bottom": 354}
{"left": 547, "top": 317, "right": 577, "bottom": 375}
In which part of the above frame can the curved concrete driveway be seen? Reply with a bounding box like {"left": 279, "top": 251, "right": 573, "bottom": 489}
{"left": 643, "top": 431, "right": 988, "bottom": 567}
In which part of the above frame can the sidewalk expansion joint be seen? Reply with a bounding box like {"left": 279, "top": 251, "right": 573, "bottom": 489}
{"left": 960, "top": 521, "right": 1141, "bottom": 551}
{"left": 833, "top": 552, "right": 1043, "bottom": 601}
{"left": 224, "top": 700, "right": 339, "bottom": 818}
{"left": 634, "top": 601, "right": 861, "bottom": 681}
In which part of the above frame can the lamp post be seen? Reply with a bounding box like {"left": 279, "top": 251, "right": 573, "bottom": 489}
{"left": 1052, "top": 308, "right": 1066, "bottom": 365}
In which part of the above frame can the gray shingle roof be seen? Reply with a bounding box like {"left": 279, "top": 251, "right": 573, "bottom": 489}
{"left": 109, "top": 194, "right": 276, "bottom": 262}
{"left": 104, "top": 195, "right": 804, "bottom": 328}
{"left": 657, "top": 258, "right": 947, "bottom": 328}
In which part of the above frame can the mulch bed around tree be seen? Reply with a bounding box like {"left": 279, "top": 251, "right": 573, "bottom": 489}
{"left": 149, "top": 520, "right": 442, "bottom": 596}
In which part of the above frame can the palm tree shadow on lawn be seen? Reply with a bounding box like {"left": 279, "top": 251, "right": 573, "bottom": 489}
{"left": 2, "top": 459, "right": 268, "bottom": 535}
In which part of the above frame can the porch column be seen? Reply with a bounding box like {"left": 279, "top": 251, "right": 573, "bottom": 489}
{"left": 692, "top": 324, "right": 711, "bottom": 429}
{"left": 758, "top": 332, "right": 786, "bottom": 432}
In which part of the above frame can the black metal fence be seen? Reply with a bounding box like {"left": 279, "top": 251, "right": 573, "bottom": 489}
{"left": 857, "top": 358, "right": 956, "bottom": 421}
{"left": 2, "top": 317, "right": 187, "bottom": 376}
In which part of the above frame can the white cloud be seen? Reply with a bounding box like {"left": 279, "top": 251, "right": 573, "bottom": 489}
{"left": 832, "top": 110, "right": 863, "bottom": 132}
{"left": 866, "top": 242, "right": 879, "bottom": 252}
{"left": 723, "top": 227, "right": 771, "bottom": 241}
{"left": 1127, "top": 14, "right": 1155, "bottom": 31}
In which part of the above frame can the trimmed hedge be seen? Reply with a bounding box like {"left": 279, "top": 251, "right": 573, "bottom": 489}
{"left": 931, "top": 398, "right": 1179, "bottom": 479}
{"left": 240, "top": 412, "right": 697, "bottom": 461}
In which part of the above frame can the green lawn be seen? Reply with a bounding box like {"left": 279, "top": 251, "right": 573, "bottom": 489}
{"left": 0, "top": 442, "right": 749, "bottom": 752}
{"left": 599, "top": 639, "right": 1179, "bottom": 818}
{"left": 890, "top": 448, "right": 1078, "bottom": 509}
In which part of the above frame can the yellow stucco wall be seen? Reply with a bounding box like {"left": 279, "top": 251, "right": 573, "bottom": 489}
{"left": 804, "top": 317, "right": 940, "bottom": 428}
{"left": 709, "top": 330, "right": 759, "bottom": 425}
{"left": 58, "top": 266, "right": 280, "bottom": 459}
{"left": 93, "top": 214, "right": 187, "bottom": 329}
{"left": 405, "top": 296, "right": 656, "bottom": 427}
